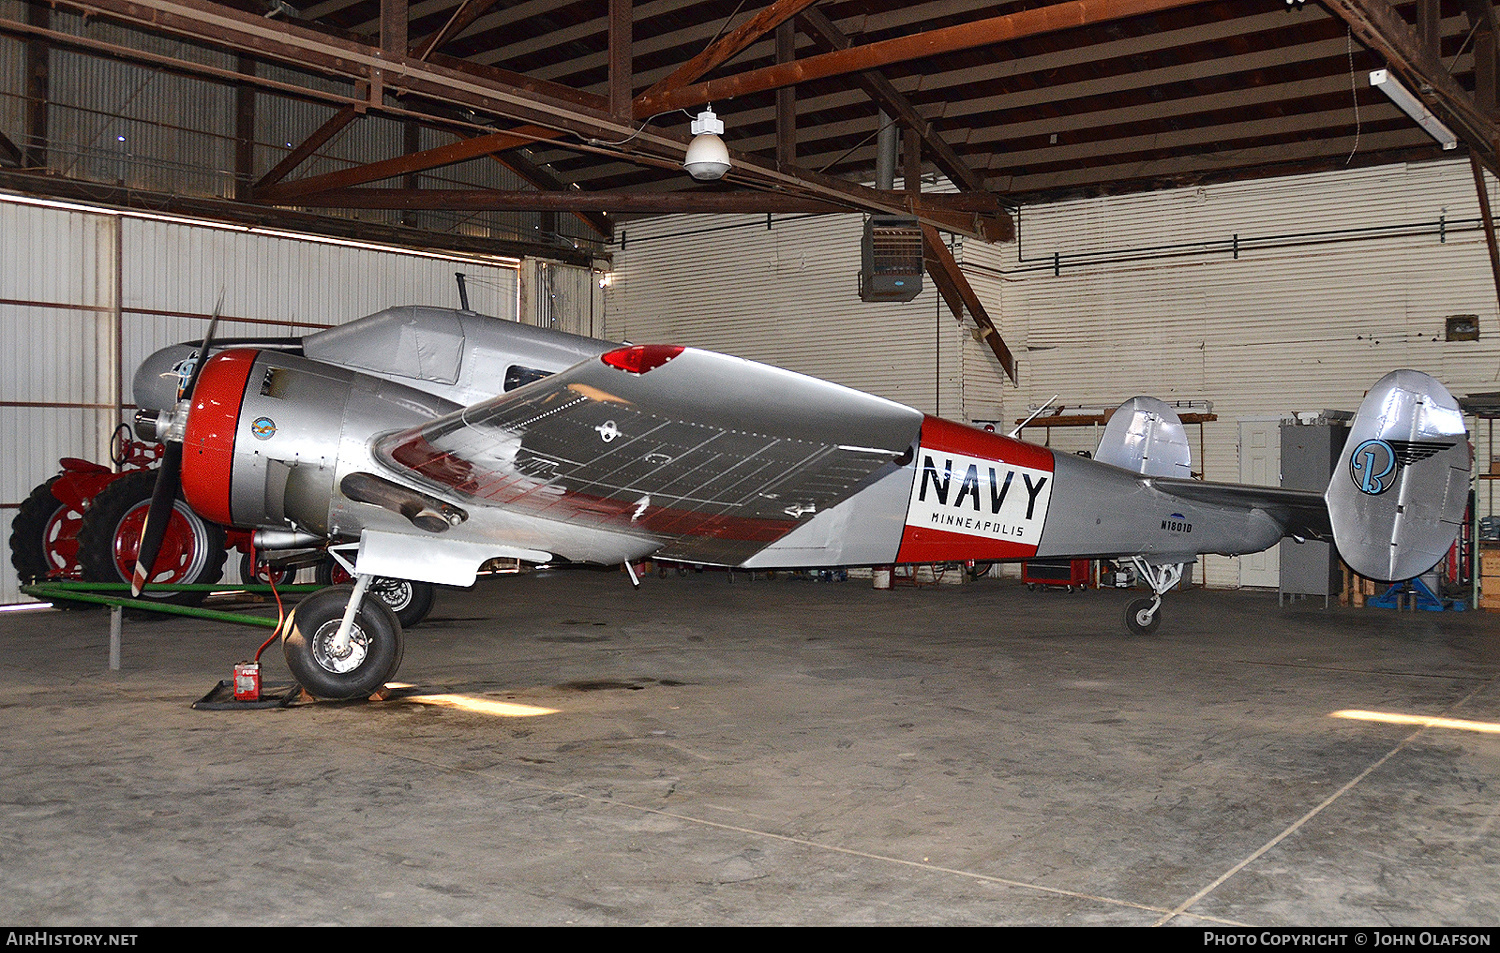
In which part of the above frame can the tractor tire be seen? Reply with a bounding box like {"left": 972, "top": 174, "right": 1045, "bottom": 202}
{"left": 8, "top": 478, "right": 95, "bottom": 609}
{"left": 76, "top": 470, "right": 227, "bottom": 606}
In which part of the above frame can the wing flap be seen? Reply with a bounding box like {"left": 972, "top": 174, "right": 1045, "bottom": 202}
{"left": 374, "top": 348, "right": 924, "bottom": 565}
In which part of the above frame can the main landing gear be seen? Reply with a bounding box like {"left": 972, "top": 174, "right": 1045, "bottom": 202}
{"left": 316, "top": 554, "right": 434, "bottom": 628}
{"left": 283, "top": 576, "right": 405, "bottom": 701}
{"left": 1122, "top": 557, "right": 1185, "bottom": 636}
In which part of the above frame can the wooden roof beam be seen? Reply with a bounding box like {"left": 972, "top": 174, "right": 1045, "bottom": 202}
{"left": 50, "top": 0, "right": 1004, "bottom": 241}
{"left": 380, "top": 0, "right": 405, "bottom": 58}
{"left": 921, "top": 224, "right": 1016, "bottom": 383}
{"left": 466, "top": 135, "right": 612, "bottom": 238}
{"left": 409, "top": 0, "right": 502, "bottom": 62}
{"left": 609, "top": 0, "right": 631, "bottom": 121}
{"left": 634, "top": 0, "right": 823, "bottom": 116}
{"left": 1460, "top": 0, "right": 1498, "bottom": 115}
{"left": 632, "top": 0, "right": 1216, "bottom": 116}
{"left": 0, "top": 127, "right": 22, "bottom": 167}
{"left": 253, "top": 102, "right": 360, "bottom": 191}
{"left": 273, "top": 187, "right": 852, "bottom": 214}
{"left": 266, "top": 185, "right": 1007, "bottom": 215}
{"left": 796, "top": 6, "right": 987, "bottom": 193}
{"left": 253, "top": 125, "right": 563, "bottom": 203}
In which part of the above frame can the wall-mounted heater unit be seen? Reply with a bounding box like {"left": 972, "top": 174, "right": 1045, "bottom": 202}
{"left": 859, "top": 215, "right": 924, "bottom": 302}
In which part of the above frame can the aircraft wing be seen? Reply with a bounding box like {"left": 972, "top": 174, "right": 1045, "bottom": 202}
{"left": 371, "top": 346, "right": 924, "bottom": 566}
{"left": 1147, "top": 477, "right": 1333, "bottom": 541}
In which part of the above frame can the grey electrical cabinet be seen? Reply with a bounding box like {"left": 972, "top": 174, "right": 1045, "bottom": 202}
{"left": 1279, "top": 420, "right": 1350, "bottom": 603}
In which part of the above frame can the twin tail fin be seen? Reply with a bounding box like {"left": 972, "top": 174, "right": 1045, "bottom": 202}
{"left": 1325, "top": 370, "right": 1471, "bottom": 582}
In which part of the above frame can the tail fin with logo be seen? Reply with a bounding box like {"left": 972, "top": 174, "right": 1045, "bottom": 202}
{"left": 1325, "top": 370, "right": 1471, "bottom": 581}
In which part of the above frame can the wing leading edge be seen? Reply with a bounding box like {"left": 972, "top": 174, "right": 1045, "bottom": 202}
{"left": 371, "top": 347, "right": 924, "bottom": 566}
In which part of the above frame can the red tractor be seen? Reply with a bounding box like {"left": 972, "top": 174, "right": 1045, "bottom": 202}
{"left": 9, "top": 428, "right": 230, "bottom": 606}
{"left": 10, "top": 426, "right": 431, "bottom": 625}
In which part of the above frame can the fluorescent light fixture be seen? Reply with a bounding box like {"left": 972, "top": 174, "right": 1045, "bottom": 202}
{"left": 1370, "top": 69, "right": 1458, "bottom": 150}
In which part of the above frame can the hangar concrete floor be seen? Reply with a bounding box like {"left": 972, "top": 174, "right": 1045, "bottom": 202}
{"left": 1, "top": 569, "right": 1497, "bottom": 927}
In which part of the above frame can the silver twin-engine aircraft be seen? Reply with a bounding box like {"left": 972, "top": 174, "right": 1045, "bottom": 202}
{"left": 127, "top": 305, "right": 1472, "bottom": 700}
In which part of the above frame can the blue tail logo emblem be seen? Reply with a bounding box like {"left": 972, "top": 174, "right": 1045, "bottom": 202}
{"left": 1350, "top": 439, "right": 1397, "bottom": 495}
{"left": 1350, "top": 438, "right": 1454, "bottom": 495}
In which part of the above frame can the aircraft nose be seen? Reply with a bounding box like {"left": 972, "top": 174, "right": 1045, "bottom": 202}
{"left": 131, "top": 344, "right": 199, "bottom": 413}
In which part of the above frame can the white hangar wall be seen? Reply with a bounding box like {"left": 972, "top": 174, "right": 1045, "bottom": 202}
{"left": 605, "top": 158, "right": 1500, "bottom": 589}
{"left": 1, "top": 194, "right": 519, "bottom": 604}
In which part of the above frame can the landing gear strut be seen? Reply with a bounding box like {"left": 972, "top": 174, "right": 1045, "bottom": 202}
{"left": 1122, "top": 557, "right": 1184, "bottom": 636}
{"left": 282, "top": 579, "right": 405, "bottom": 700}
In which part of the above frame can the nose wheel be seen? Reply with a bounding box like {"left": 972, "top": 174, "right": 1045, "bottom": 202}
{"left": 1121, "top": 558, "right": 1184, "bottom": 636}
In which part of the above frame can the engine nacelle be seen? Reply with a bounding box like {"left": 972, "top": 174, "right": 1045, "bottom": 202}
{"left": 178, "top": 348, "right": 458, "bottom": 536}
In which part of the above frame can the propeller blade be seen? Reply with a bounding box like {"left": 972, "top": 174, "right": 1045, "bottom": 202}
{"left": 132, "top": 297, "right": 221, "bottom": 597}
{"left": 131, "top": 443, "right": 182, "bottom": 597}
{"left": 180, "top": 293, "right": 223, "bottom": 401}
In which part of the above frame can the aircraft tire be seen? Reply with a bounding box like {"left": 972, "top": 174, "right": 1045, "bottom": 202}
{"left": 315, "top": 557, "right": 434, "bottom": 628}
{"left": 283, "top": 584, "right": 404, "bottom": 700}
{"left": 1124, "top": 597, "right": 1161, "bottom": 636}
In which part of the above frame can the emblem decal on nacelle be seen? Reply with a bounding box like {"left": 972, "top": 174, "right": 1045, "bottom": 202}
{"left": 250, "top": 416, "right": 277, "bottom": 440}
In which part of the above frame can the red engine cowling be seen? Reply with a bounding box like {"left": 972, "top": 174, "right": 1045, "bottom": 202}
{"left": 177, "top": 347, "right": 356, "bottom": 533}
{"left": 180, "top": 348, "right": 259, "bottom": 526}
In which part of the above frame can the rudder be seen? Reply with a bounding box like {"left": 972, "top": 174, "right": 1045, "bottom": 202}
{"left": 1325, "top": 370, "right": 1471, "bottom": 581}
{"left": 1094, "top": 396, "right": 1193, "bottom": 478}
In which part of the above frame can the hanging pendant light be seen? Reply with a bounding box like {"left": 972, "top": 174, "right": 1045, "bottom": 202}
{"left": 683, "top": 108, "right": 731, "bottom": 181}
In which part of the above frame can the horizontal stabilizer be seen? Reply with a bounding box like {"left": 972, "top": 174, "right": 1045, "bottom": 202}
{"left": 1095, "top": 397, "right": 1193, "bottom": 478}
{"left": 1325, "top": 370, "right": 1470, "bottom": 581}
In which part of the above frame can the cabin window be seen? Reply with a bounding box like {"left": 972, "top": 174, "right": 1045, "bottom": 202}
{"left": 505, "top": 365, "right": 552, "bottom": 391}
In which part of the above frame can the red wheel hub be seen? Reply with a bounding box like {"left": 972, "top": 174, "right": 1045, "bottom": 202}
{"left": 42, "top": 505, "right": 85, "bottom": 578}
{"left": 112, "top": 503, "right": 203, "bottom": 585}
{"left": 247, "top": 557, "right": 294, "bottom": 586}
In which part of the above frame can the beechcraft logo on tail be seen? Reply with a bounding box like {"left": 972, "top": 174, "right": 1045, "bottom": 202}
{"left": 905, "top": 450, "right": 1052, "bottom": 544}
{"left": 1349, "top": 438, "right": 1455, "bottom": 495}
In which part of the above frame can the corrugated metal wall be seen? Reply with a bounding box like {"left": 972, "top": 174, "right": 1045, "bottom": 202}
{"left": 518, "top": 259, "right": 606, "bottom": 338}
{"left": 607, "top": 158, "right": 1500, "bottom": 589}
{"left": 0, "top": 200, "right": 118, "bottom": 604}
{"left": 2, "top": 195, "right": 519, "bottom": 603}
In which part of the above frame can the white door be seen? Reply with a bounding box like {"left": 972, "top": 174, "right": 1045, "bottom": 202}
{"left": 1239, "top": 419, "right": 1284, "bottom": 588}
